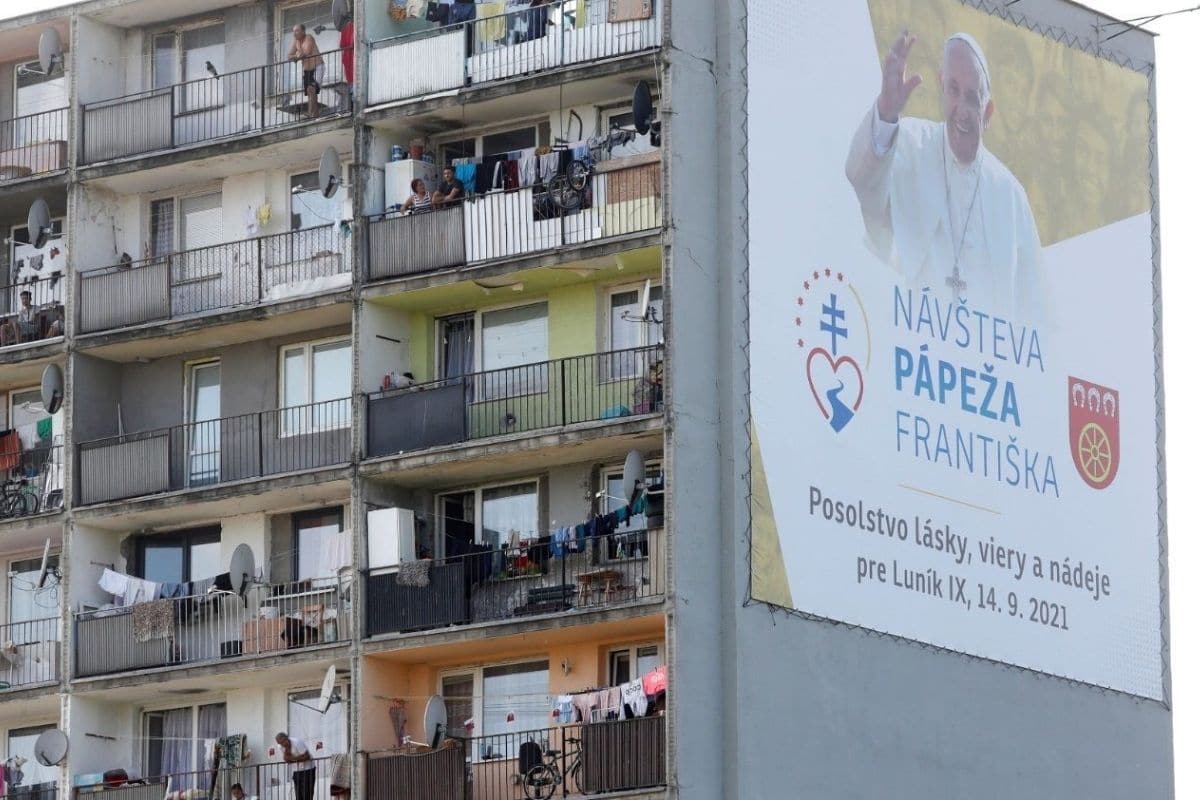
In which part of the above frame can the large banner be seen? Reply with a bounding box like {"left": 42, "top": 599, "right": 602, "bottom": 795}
{"left": 748, "top": 0, "right": 1163, "bottom": 699}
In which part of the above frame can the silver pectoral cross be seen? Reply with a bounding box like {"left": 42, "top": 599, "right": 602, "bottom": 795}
{"left": 946, "top": 267, "right": 967, "bottom": 303}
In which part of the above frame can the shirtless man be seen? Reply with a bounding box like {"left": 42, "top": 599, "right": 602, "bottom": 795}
{"left": 288, "top": 24, "right": 325, "bottom": 119}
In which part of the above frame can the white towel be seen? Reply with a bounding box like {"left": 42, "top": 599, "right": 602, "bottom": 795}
{"left": 99, "top": 568, "right": 128, "bottom": 598}
{"left": 320, "top": 530, "right": 352, "bottom": 572}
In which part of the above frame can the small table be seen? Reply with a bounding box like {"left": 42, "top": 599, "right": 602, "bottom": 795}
{"left": 578, "top": 569, "right": 623, "bottom": 606}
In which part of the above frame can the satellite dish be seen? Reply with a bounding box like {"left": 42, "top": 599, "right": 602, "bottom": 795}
{"left": 639, "top": 278, "right": 652, "bottom": 320}
{"left": 41, "top": 364, "right": 63, "bottom": 415}
{"left": 28, "top": 198, "right": 52, "bottom": 250}
{"left": 332, "top": 0, "right": 351, "bottom": 31}
{"left": 424, "top": 695, "right": 447, "bottom": 749}
{"left": 229, "top": 544, "right": 255, "bottom": 596}
{"left": 33, "top": 729, "right": 68, "bottom": 767}
{"left": 317, "top": 665, "right": 337, "bottom": 714}
{"left": 35, "top": 538, "right": 54, "bottom": 589}
{"left": 622, "top": 450, "right": 645, "bottom": 504}
{"left": 38, "top": 29, "right": 63, "bottom": 75}
{"left": 319, "top": 147, "right": 343, "bottom": 200}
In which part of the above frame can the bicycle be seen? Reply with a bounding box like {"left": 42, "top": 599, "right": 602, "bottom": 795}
{"left": 521, "top": 735, "right": 582, "bottom": 799}
{"left": 1, "top": 477, "right": 39, "bottom": 518}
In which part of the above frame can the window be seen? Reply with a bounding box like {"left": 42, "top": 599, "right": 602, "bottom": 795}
{"left": 185, "top": 360, "right": 221, "bottom": 486}
{"left": 438, "top": 480, "right": 538, "bottom": 554}
{"left": 293, "top": 507, "right": 343, "bottom": 581}
{"left": 288, "top": 687, "right": 348, "bottom": 756}
{"left": 605, "top": 283, "right": 663, "bottom": 381}
{"left": 9, "top": 219, "right": 66, "bottom": 309}
{"left": 10, "top": 387, "right": 50, "bottom": 440}
{"left": 143, "top": 703, "right": 225, "bottom": 784}
{"left": 153, "top": 23, "right": 224, "bottom": 109}
{"left": 137, "top": 528, "right": 220, "bottom": 585}
{"left": 280, "top": 338, "right": 351, "bottom": 434}
{"left": 605, "top": 104, "right": 659, "bottom": 158}
{"left": 9, "top": 554, "right": 59, "bottom": 625}
{"left": 290, "top": 171, "right": 345, "bottom": 232}
{"left": 441, "top": 660, "right": 550, "bottom": 757}
{"left": 438, "top": 122, "right": 551, "bottom": 165}
{"left": 479, "top": 303, "right": 548, "bottom": 397}
{"left": 9, "top": 726, "right": 57, "bottom": 788}
{"left": 148, "top": 191, "right": 223, "bottom": 261}
{"left": 278, "top": 2, "right": 343, "bottom": 87}
{"left": 608, "top": 644, "right": 664, "bottom": 687}
{"left": 601, "top": 462, "right": 663, "bottom": 559}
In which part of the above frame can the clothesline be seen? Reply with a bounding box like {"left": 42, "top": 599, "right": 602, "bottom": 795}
{"left": 551, "top": 665, "right": 668, "bottom": 725}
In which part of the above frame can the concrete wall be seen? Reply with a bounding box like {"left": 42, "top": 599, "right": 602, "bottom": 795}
{"left": 665, "top": 0, "right": 1174, "bottom": 798}
{"left": 73, "top": 15, "right": 123, "bottom": 106}
{"left": 67, "top": 694, "right": 136, "bottom": 777}
{"left": 71, "top": 353, "right": 124, "bottom": 442}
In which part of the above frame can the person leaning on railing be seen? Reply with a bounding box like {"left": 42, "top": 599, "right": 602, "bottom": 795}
{"left": 433, "top": 166, "right": 464, "bottom": 208}
{"left": 288, "top": 24, "right": 325, "bottom": 119}
{"left": 400, "top": 179, "right": 433, "bottom": 214}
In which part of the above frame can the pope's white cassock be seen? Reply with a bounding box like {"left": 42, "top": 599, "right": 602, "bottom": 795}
{"left": 845, "top": 106, "right": 1046, "bottom": 323}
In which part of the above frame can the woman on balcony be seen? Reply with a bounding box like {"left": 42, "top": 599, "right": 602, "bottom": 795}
{"left": 400, "top": 179, "right": 433, "bottom": 214}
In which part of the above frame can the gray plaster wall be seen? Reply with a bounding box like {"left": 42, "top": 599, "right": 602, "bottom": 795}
{"left": 665, "top": 0, "right": 1173, "bottom": 798}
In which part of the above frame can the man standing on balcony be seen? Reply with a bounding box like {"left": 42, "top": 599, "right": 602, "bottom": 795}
{"left": 288, "top": 24, "right": 325, "bottom": 119}
{"left": 275, "top": 732, "right": 316, "bottom": 800}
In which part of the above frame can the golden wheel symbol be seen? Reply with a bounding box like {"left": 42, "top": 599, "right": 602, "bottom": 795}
{"left": 1077, "top": 422, "right": 1112, "bottom": 484}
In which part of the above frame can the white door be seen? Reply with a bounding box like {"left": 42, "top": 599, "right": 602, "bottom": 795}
{"left": 187, "top": 361, "right": 221, "bottom": 486}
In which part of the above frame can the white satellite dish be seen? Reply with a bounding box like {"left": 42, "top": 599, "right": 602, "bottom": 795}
{"left": 33, "top": 729, "right": 68, "bottom": 767}
{"left": 35, "top": 538, "right": 54, "bottom": 589}
{"left": 28, "top": 198, "right": 53, "bottom": 250}
{"left": 41, "top": 364, "right": 64, "bottom": 415}
{"left": 228, "top": 543, "right": 255, "bottom": 596}
{"left": 638, "top": 277, "right": 652, "bottom": 320}
{"left": 319, "top": 147, "right": 344, "bottom": 200}
{"left": 424, "top": 695, "right": 448, "bottom": 749}
{"left": 622, "top": 450, "right": 645, "bottom": 504}
{"left": 317, "top": 665, "right": 337, "bottom": 714}
{"left": 331, "top": 0, "right": 351, "bottom": 31}
{"left": 38, "top": 29, "right": 63, "bottom": 75}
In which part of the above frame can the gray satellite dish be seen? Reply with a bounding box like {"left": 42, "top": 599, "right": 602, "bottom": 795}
{"left": 33, "top": 729, "right": 68, "bottom": 767}
{"left": 623, "top": 450, "right": 645, "bottom": 504}
{"left": 28, "top": 198, "right": 52, "bottom": 250}
{"left": 317, "top": 664, "right": 338, "bottom": 714}
{"left": 332, "top": 0, "right": 351, "bottom": 31}
{"left": 229, "top": 543, "right": 255, "bottom": 596}
{"left": 38, "top": 29, "right": 63, "bottom": 75}
{"left": 424, "top": 695, "right": 448, "bottom": 748}
{"left": 41, "top": 364, "right": 63, "bottom": 415}
{"left": 319, "top": 147, "right": 342, "bottom": 200}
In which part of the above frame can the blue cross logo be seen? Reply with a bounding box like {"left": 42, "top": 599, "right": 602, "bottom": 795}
{"left": 820, "top": 293, "right": 848, "bottom": 355}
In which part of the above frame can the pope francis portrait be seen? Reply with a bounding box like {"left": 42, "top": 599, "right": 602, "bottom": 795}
{"left": 845, "top": 30, "right": 1046, "bottom": 322}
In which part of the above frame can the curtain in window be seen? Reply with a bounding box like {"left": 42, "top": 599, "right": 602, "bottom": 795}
{"left": 481, "top": 483, "right": 538, "bottom": 546}
{"left": 160, "top": 708, "right": 193, "bottom": 786}
{"left": 196, "top": 703, "right": 227, "bottom": 775}
{"left": 440, "top": 315, "right": 474, "bottom": 380}
{"left": 481, "top": 661, "right": 549, "bottom": 757}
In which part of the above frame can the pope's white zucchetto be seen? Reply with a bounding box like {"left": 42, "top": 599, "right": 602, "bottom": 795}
{"left": 945, "top": 32, "right": 991, "bottom": 95}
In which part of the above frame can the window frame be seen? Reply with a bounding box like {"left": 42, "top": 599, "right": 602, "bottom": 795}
{"left": 600, "top": 98, "right": 660, "bottom": 159}
{"left": 435, "top": 477, "right": 542, "bottom": 558}
{"left": 148, "top": 19, "right": 225, "bottom": 107}
{"left": 278, "top": 335, "right": 352, "bottom": 436}
{"left": 292, "top": 505, "right": 345, "bottom": 582}
{"left": 438, "top": 658, "right": 551, "bottom": 753}
{"left": 287, "top": 683, "right": 350, "bottom": 754}
{"left": 135, "top": 526, "right": 220, "bottom": 585}
{"left": 436, "top": 301, "right": 550, "bottom": 400}
{"left": 604, "top": 281, "right": 663, "bottom": 351}
{"left": 140, "top": 700, "right": 226, "bottom": 781}
{"left": 144, "top": 184, "right": 224, "bottom": 257}
{"left": 288, "top": 168, "right": 347, "bottom": 231}
{"left": 606, "top": 642, "right": 665, "bottom": 688}
{"left": 433, "top": 117, "right": 552, "bottom": 167}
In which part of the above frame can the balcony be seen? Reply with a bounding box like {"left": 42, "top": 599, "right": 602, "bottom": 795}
{"left": 76, "top": 398, "right": 351, "bottom": 506}
{"left": 0, "top": 441, "right": 64, "bottom": 520}
{"left": 73, "top": 576, "right": 351, "bottom": 679}
{"left": 0, "top": 617, "right": 60, "bottom": 691}
{"left": 365, "top": 345, "right": 663, "bottom": 458}
{"left": 2, "top": 785, "right": 56, "bottom": 800}
{"left": 80, "top": 50, "right": 348, "bottom": 165}
{"left": 365, "top": 716, "right": 666, "bottom": 799}
{"left": 364, "top": 527, "right": 663, "bottom": 637}
{"left": 75, "top": 756, "right": 342, "bottom": 800}
{"left": 366, "top": 158, "right": 660, "bottom": 281}
{"left": 0, "top": 109, "right": 69, "bottom": 182}
{"left": 78, "top": 226, "right": 351, "bottom": 335}
{"left": 367, "top": 0, "right": 661, "bottom": 107}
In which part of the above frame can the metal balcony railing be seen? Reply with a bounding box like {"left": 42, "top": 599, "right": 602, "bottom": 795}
{"left": 364, "top": 527, "right": 664, "bottom": 637}
{"left": 78, "top": 225, "right": 351, "bottom": 334}
{"left": 0, "top": 617, "right": 61, "bottom": 690}
{"left": 74, "top": 756, "right": 342, "bottom": 800}
{"left": 2, "top": 783, "right": 57, "bottom": 800}
{"left": 0, "top": 441, "right": 64, "bottom": 520}
{"left": 364, "top": 345, "right": 663, "bottom": 458}
{"left": 366, "top": 159, "right": 661, "bottom": 280}
{"left": 365, "top": 716, "right": 666, "bottom": 799}
{"left": 76, "top": 398, "right": 352, "bottom": 505}
{"left": 0, "top": 273, "right": 65, "bottom": 348}
{"left": 0, "top": 108, "right": 69, "bottom": 180}
{"left": 81, "top": 49, "right": 348, "bottom": 164}
{"left": 74, "top": 576, "right": 351, "bottom": 678}
{"left": 367, "top": 0, "right": 661, "bottom": 105}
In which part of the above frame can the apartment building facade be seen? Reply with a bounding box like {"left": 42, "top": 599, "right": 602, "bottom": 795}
{"left": 0, "top": 0, "right": 1173, "bottom": 798}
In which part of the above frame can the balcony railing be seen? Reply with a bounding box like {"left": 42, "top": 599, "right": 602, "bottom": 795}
{"left": 74, "top": 756, "right": 342, "bottom": 800}
{"left": 366, "top": 159, "right": 661, "bottom": 280}
{"left": 365, "top": 716, "right": 666, "bottom": 799}
{"left": 78, "top": 226, "right": 351, "bottom": 334}
{"left": 365, "top": 345, "right": 663, "bottom": 458}
{"left": 0, "top": 271, "right": 65, "bottom": 348}
{"left": 3, "top": 784, "right": 56, "bottom": 800}
{"left": 77, "top": 398, "right": 351, "bottom": 505}
{"left": 74, "top": 576, "right": 351, "bottom": 678}
{"left": 364, "top": 527, "right": 664, "bottom": 637}
{"left": 367, "top": 0, "right": 661, "bottom": 106}
{"left": 0, "top": 442, "right": 64, "bottom": 519}
{"left": 0, "top": 108, "right": 68, "bottom": 180}
{"left": 81, "top": 49, "right": 348, "bottom": 164}
{"left": 0, "top": 617, "right": 61, "bottom": 690}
